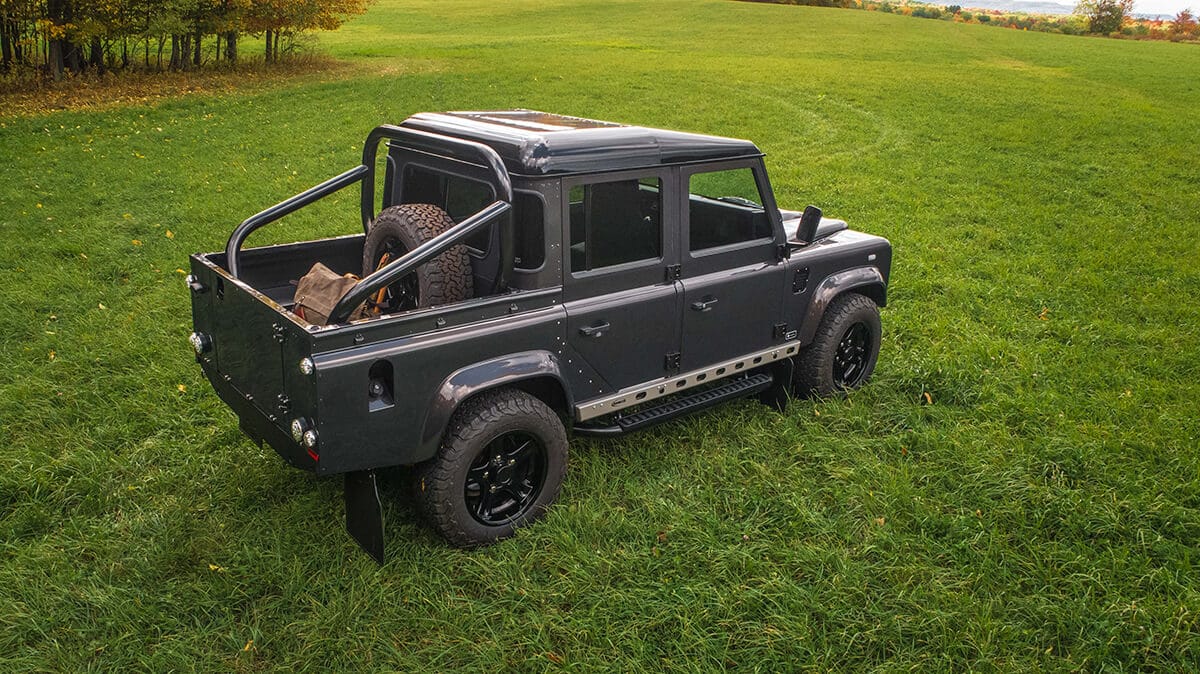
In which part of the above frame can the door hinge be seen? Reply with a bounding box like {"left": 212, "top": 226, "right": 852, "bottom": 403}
{"left": 776, "top": 244, "right": 789, "bottom": 261}
{"left": 665, "top": 352, "right": 681, "bottom": 372}
{"left": 272, "top": 322, "right": 287, "bottom": 344}
{"left": 665, "top": 264, "right": 681, "bottom": 281}
{"left": 774, "top": 323, "right": 796, "bottom": 341}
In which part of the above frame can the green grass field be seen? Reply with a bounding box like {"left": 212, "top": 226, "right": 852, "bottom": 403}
{"left": 3, "top": 0, "right": 1199, "bottom": 669}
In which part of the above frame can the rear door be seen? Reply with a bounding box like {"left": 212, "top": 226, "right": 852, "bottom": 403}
{"left": 677, "top": 160, "right": 787, "bottom": 372}
{"left": 562, "top": 169, "right": 681, "bottom": 393}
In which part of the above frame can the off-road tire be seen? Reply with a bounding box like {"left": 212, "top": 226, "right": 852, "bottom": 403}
{"left": 362, "top": 204, "right": 473, "bottom": 312}
{"left": 794, "top": 292, "right": 881, "bottom": 397}
{"left": 415, "top": 389, "right": 568, "bottom": 547}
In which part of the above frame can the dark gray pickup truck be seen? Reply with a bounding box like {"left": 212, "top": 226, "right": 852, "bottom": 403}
{"left": 186, "top": 110, "right": 892, "bottom": 561}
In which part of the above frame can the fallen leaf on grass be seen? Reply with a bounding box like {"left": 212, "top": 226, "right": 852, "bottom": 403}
{"left": 131, "top": 239, "right": 142, "bottom": 246}
{"left": 175, "top": 268, "right": 186, "bottom": 274}
{"left": 656, "top": 530, "right": 668, "bottom": 544}
{"left": 922, "top": 392, "right": 933, "bottom": 405}
{"left": 98, "top": 303, "right": 107, "bottom": 310}
{"left": 901, "top": 446, "right": 908, "bottom": 456}
{"left": 48, "top": 350, "right": 55, "bottom": 361}
{"left": 177, "top": 384, "right": 187, "bottom": 393}
{"left": 874, "top": 517, "right": 886, "bottom": 526}
{"left": 1038, "top": 306, "right": 1050, "bottom": 320}
{"left": 242, "top": 639, "right": 254, "bottom": 652}
{"left": 79, "top": 253, "right": 87, "bottom": 259}
{"left": 545, "top": 652, "right": 564, "bottom": 665}
{"left": 209, "top": 563, "right": 227, "bottom": 572}
{"left": 165, "top": 230, "right": 174, "bottom": 239}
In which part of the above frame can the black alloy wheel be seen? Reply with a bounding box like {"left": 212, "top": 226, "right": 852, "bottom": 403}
{"left": 464, "top": 431, "right": 547, "bottom": 525}
{"left": 793, "top": 292, "right": 882, "bottom": 396}
{"left": 832, "top": 321, "right": 872, "bottom": 388}
{"left": 415, "top": 388, "right": 568, "bottom": 547}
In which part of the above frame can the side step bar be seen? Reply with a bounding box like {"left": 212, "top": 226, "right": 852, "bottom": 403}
{"left": 574, "top": 373, "right": 774, "bottom": 437}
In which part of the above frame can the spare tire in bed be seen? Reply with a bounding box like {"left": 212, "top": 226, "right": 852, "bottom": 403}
{"left": 361, "top": 204, "right": 474, "bottom": 314}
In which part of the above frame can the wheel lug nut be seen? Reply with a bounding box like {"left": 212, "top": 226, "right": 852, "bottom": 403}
{"left": 508, "top": 459, "right": 515, "bottom": 466}
{"left": 489, "top": 485, "right": 498, "bottom": 493}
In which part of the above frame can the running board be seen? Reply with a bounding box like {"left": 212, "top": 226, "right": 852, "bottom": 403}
{"left": 574, "top": 373, "right": 774, "bottom": 437}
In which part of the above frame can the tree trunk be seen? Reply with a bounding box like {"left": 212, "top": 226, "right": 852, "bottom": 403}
{"left": 12, "top": 19, "right": 23, "bottom": 66}
{"left": 225, "top": 31, "right": 237, "bottom": 63}
{"left": 1, "top": 17, "right": 12, "bottom": 73}
{"left": 64, "top": 40, "right": 82, "bottom": 72}
{"left": 47, "top": 0, "right": 67, "bottom": 79}
{"left": 89, "top": 36, "right": 103, "bottom": 73}
{"left": 48, "top": 40, "right": 63, "bottom": 80}
{"left": 169, "top": 34, "right": 179, "bottom": 71}
{"left": 264, "top": 29, "right": 272, "bottom": 63}
{"left": 157, "top": 36, "right": 165, "bottom": 71}
{"left": 193, "top": 29, "right": 201, "bottom": 67}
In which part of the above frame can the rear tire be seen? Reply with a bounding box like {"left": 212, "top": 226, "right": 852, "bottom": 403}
{"left": 362, "top": 204, "right": 473, "bottom": 313}
{"left": 794, "top": 292, "right": 881, "bottom": 396}
{"left": 415, "top": 389, "right": 568, "bottom": 547}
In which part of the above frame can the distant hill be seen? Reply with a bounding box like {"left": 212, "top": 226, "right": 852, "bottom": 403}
{"left": 961, "top": 0, "right": 1075, "bottom": 15}
{"left": 961, "top": 0, "right": 1176, "bottom": 18}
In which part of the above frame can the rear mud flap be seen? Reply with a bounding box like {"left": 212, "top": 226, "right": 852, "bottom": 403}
{"left": 345, "top": 470, "right": 385, "bottom": 564}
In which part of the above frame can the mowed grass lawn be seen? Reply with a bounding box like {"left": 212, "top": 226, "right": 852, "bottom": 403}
{"left": 3, "top": 0, "right": 1200, "bottom": 669}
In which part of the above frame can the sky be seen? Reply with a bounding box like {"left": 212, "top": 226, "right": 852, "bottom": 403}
{"left": 1133, "top": 0, "right": 1192, "bottom": 15}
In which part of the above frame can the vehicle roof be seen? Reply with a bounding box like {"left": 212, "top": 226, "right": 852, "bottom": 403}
{"left": 399, "top": 110, "right": 762, "bottom": 177}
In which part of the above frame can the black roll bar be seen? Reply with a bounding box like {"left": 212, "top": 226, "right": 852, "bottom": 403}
{"left": 360, "top": 125, "right": 515, "bottom": 294}
{"left": 327, "top": 200, "right": 512, "bottom": 325}
{"left": 224, "top": 165, "right": 369, "bottom": 279}
{"left": 224, "top": 124, "right": 516, "bottom": 293}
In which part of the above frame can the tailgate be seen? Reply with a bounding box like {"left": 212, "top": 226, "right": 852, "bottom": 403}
{"left": 188, "top": 256, "right": 304, "bottom": 452}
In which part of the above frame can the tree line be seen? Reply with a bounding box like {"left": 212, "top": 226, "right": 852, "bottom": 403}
{"left": 0, "top": 0, "right": 371, "bottom": 80}
{"left": 740, "top": 0, "right": 1200, "bottom": 40}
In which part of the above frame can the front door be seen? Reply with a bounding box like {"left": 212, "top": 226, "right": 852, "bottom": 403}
{"left": 677, "top": 161, "right": 787, "bottom": 372}
{"left": 562, "top": 170, "right": 680, "bottom": 395}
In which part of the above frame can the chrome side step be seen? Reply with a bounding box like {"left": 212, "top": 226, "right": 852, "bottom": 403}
{"left": 575, "top": 341, "right": 801, "bottom": 422}
{"left": 574, "top": 373, "right": 774, "bottom": 437}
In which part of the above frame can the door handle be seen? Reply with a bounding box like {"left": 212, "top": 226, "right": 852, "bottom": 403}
{"left": 691, "top": 297, "right": 719, "bottom": 312}
{"left": 578, "top": 321, "right": 610, "bottom": 338}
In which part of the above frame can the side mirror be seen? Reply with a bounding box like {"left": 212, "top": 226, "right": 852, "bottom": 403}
{"left": 796, "top": 205, "right": 822, "bottom": 245}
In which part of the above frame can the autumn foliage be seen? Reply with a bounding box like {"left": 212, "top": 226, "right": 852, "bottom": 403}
{"left": 0, "top": 0, "right": 372, "bottom": 80}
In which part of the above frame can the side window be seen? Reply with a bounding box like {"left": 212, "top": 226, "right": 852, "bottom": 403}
{"left": 401, "top": 166, "right": 494, "bottom": 252}
{"left": 568, "top": 176, "right": 662, "bottom": 272}
{"left": 513, "top": 193, "right": 545, "bottom": 271}
{"left": 687, "top": 167, "right": 772, "bottom": 252}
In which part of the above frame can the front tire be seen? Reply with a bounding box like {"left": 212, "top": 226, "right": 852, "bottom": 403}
{"left": 794, "top": 292, "right": 881, "bottom": 396}
{"left": 415, "top": 389, "right": 568, "bottom": 547}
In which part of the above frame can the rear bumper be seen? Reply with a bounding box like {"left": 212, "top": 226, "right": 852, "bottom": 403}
{"left": 200, "top": 358, "right": 316, "bottom": 472}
